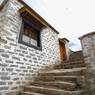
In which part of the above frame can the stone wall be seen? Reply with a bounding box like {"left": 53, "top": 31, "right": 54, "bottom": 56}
{"left": 0, "top": 0, "right": 61, "bottom": 95}
{"left": 79, "top": 32, "right": 95, "bottom": 95}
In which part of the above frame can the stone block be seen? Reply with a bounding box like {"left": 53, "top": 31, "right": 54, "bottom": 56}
{"left": 0, "top": 81, "right": 6, "bottom": 85}
{"left": 1, "top": 76, "right": 10, "bottom": 80}
{"left": 1, "top": 54, "right": 9, "bottom": 58}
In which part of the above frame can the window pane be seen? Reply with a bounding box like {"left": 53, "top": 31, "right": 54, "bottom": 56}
{"left": 24, "top": 22, "right": 37, "bottom": 41}
{"left": 31, "top": 38, "right": 37, "bottom": 46}
{"left": 22, "top": 35, "right": 30, "bottom": 43}
{"left": 31, "top": 30, "right": 37, "bottom": 40}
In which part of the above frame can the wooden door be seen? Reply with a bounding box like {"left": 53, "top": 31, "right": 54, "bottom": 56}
{"left": 59, "top": 41, "right": 67, "bottom": 62}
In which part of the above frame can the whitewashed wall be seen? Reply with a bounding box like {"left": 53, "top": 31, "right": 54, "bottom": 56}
{"left": 0, "top": 0, "right": 61, "bottom": 95}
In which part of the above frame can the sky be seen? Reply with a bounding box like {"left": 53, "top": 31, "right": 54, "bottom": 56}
{"left": 23, "top": 0, "right": 95, "bottom": 51}
{"left": 0, "top": 0, "right": 4, "bottom": 5}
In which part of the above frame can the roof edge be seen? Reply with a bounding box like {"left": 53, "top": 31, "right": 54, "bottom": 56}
{"left": 18, "top": 0, "right": 59, "bottom": 34}
{"left": 59, "top": 38, "right": 69, "bottom": 42}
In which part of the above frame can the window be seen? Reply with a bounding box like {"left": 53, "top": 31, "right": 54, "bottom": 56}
{"left": 22, "top": 20, "right": 38, "bottom": 47}
{"left": 18, "top": 10, "right": 44, "bottom": 50}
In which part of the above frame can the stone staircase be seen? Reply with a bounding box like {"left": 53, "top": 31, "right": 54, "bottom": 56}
{"left": 19, "top": 61, "right": 86, "bottom": 95}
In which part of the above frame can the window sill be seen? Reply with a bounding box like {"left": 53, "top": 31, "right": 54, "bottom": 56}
{"left": 18, "top": 40, "right": 42, "bottom": 51}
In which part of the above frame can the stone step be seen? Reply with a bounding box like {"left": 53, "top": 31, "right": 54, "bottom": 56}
{"left": 20, "top": 91, "right": 44, "bottom": 95}
{"left": 24, "top": 86, "right": 85, "bottom": 95}
{"left": 39, "top": 67, "right": 86, "bottom": 76}
{"left": 31, "top": 81, "right": 77, "bottom": 91}
{"left": 63, "top": 64, "right": 86, "bottom": 69}
{"left": 54, "top": 62, "right": 85, "bottom": 69}
{"left": 35, "top": 76, "right": 85, "bottom": 83}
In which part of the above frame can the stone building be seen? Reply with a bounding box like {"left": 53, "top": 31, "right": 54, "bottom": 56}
{"left": 1, "top": 0, "right": 95, "bottom": 95}
{"left": 79, "top": 32, "right": 95, "bottom": 95}
{"left": 0, "top": 0, "right": 63, "bottom": 94}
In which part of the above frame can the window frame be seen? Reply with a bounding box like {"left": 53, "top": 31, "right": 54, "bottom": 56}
{"left": 18, "top": 18, "right": 42, "bottom": 51}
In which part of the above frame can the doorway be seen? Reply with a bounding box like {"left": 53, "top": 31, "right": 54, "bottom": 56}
{"left": 59, "top": 41, "right": 67, "bottom": 62}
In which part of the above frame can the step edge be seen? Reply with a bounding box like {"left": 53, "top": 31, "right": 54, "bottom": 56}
{"left": 25, "top": 85, "right": 85, "bottom": 93}
{"left": 39, "top": 67, "right": 86, "bottom": 74}
{"left": 31, "top": 81, "right": 76, "bottom": 85}
{"left": 36, "top": 75, "right": 85, "bottom": 78}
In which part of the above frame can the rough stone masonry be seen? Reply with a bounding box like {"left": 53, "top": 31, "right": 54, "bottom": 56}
{"left": 0, "top": 0, "right": 61, "bottom": 95}
{"left": 79, "top": 32, "right": 95, "bottom": 95}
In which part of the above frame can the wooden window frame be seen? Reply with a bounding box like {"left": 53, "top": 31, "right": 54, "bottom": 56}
{"left": 18, "top": 17, "right": 42, "bottom": 51}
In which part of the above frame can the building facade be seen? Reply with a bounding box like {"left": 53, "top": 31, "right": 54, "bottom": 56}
{"left": 0, "top": 0, "right": 61, "bottom": 94}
